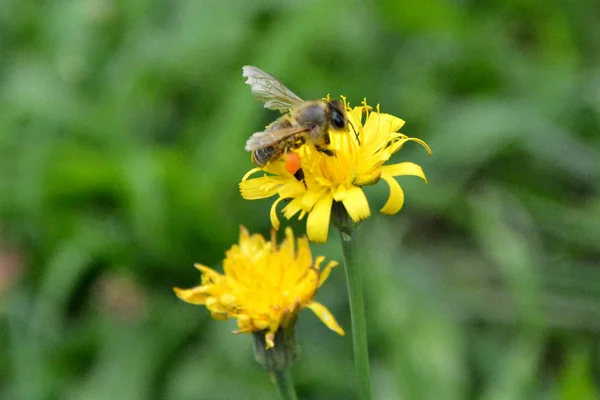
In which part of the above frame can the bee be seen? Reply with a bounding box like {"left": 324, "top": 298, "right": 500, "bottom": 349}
{"left": 242, "top": 66, "right": 349, "bottom": 173}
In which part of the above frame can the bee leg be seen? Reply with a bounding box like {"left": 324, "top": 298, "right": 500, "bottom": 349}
{"left": 316, "top": 133, "right": 336, "bottom": 155}
{"left": 291, "top": 136, "right": 306, "bottom": 149}
{"left": 315, "top": 144, "right": 336, "bottom": 157}
{"left": 293, "top": 168, "right": 307, "bottom": 189}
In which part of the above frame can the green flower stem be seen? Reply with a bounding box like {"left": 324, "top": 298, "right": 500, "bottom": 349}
{"left": 333, "top": 204, "right": 372, "bottom": 400}
{"left": 252, "top": 328, "right": 299, "bottom": 400}
{"left": 272, "top": 369, "right": 299, "bottom": 400}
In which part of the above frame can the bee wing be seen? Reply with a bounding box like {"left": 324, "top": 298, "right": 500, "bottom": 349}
{"left": 245, "top": 127, "right": 308, "bottom": 151}
{"left": 242, "top": 66, "right": 304, "bottom": 113}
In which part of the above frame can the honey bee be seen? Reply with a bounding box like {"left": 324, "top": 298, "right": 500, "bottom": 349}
{"left": 242, "top": 66, "right": 349, "bottom": 170}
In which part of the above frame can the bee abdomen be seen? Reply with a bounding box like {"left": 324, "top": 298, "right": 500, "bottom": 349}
{"left": 252, "top": 146, "right": 276, "bottom": 167}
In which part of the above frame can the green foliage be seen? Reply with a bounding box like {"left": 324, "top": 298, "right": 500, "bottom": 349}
{"left": 1, "top": 0, "right": 599, "bottom": 399}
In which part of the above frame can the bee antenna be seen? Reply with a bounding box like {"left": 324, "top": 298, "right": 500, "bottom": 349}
{"left": 348, "top": 120, "right": 360, "bottom": 145}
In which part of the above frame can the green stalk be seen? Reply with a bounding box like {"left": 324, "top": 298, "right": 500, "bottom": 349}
{"left": 272, "top": 369, "right": 299, "bottom": 400}
{"left": 333, "top": 203, "right": 372, "bottom": 400}
{"left": 252, "top": 328, "right": 299, "bottom": 400}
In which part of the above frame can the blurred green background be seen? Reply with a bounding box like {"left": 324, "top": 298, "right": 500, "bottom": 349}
{"left": 1, "top": 0, "right": 599, "bottom": 399}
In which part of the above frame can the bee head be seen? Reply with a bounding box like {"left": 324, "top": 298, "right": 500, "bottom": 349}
{"left": 328, "top": 100, "right": 347, "bottom": 131}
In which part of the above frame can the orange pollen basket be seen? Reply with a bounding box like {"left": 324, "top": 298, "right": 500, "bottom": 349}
{"left": 284, "top": 152, "right": 302, "bottom": 175}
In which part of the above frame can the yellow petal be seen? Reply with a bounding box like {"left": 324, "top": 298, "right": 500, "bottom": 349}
{"left": 296, "top": 268, "right": 319, "bottom": 303}
{"left": 301, "top": 187, "right": 328, "bottom": 211}
{"left": 313, "top": 255, "right": 325, "bottom": 271}
{"left": 173, "top": 286, "right": 211, "bottom": 304}
{"left": 282, "top": 197, "right": 303, "bottom": 219}
{"left": 342, "top": 186, "right": 370, "bottom": 222}
{"left": 277, "top": 180, "right": 306, "bottom": 198}
{"left": 210, "top": 311, "right": 228, "bottom": 320}
{"left": 197, "top": 265, "right": 225, "bottom": 285}
{"left": 281, "top": 226, "right": 295, "bottom": 256}
{"left": 254, "top": 319, "right": 270, "bottom": 330}
{"left": 318, "top": 260, "right": 339, "bottom": 287}
{"left": 346, "top": 107, "right": 365, "bottom": 144}
{"left": 380, "top": 162, "right": 428, "bottom": 183}
{"left": 265, "top": 331, "right": 275, "bottom": 349}
{"left": 263, "top": 161, "right": 290, "bottom": 176}
{"left": 386, "top": 134, "right": 431, "bottom": 155}
{"left": 364, "top": 112, "right": 405, "bottom": 143}
{"left": 416, "top": 138, "right": 432, "bottom": 155}
{"left": 347, "top": 106, "right": 364, "bottom": 130}
{"left": 219, "top": 293, "right": 236, "bottom": 306}
{"left": 306, "top": 194, "right": 333, "bottom": 243}
{"left": 382, "top": 113, "right": 405, "bottom": 132}
{"left": 332, "top": 185, "right": 347, "bottom": 202}
{"left": 238, "top": 227, "right": 265, "bottom": 253}
{"left": 270, "top": 197, "right": 285, "bottom": 230}
{"left": 194, "top": 263, "right": 219, "bottom": 275}
{"left": 366, "top": 111, "right": 405, "bottom": 133}
{"left": 239, "top": 176, "right": 280, "bottom": 199}
{"left": 305, "top": 301, "right": 345, "bottom": 336}
{"left": 354, "top": 170, "right": 381, "bottom": 187}
{"left": 241, "top": 167, "right": 263, "bottom": 182}
{"left": 236, "top": 315, "right": 252, "bottom": 331}
{"left": 388, "top": 137, "right": 432, "bottom": 156}
{"left": 295, "top": 236, "right": 313, "bottom": 268}
{"left": 379, "top": 174, "right": 404, "bottom": 215}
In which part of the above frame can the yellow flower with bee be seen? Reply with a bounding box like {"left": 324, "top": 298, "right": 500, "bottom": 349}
{"left": 241, "top": 92, "right": 431, "bottom": 243}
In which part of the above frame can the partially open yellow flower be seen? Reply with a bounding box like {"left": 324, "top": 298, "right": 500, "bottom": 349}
{"left": 240, "top": 98, "right": 431, "bottom": 243}
{"left": 174, "top": 226, "right": 344, "bottom": 349}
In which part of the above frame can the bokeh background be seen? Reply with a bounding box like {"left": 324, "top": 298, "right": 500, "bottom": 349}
{"left": 1, "top": 0, "right": 599, "bottom": 399}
